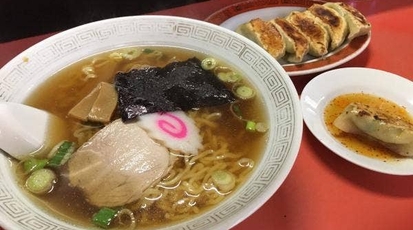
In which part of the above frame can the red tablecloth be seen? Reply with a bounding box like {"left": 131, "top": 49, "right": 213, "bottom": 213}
{"left": 1, "top": 0, "right": 413, "bottom": 229}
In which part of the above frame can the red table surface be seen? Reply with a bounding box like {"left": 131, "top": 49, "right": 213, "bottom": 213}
{"left": 1, "top": 0, "right": 413, "bottom": 229}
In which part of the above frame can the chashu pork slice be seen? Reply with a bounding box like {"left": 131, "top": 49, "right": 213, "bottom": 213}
{"left": 68, "top": 119, "right": 171, "bottom": 207}
{"left": 306, "top": 4, "right": 349, "bottom": 50}
{"left": 334, "top": 103, "right": 413, "bottom": 157}
{"left": 286, "top": 11, "right": 330, "bottom": 57}
{"left": 236, "top": 18, "right": 285, "bottom": 60}
{"left": 270, "top": 18, "right": 310, "bottom": 63}
{"left": 324, "top": 2, "right": 371, "bottom": 40}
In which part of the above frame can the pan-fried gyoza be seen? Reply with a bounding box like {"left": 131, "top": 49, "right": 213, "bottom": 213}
{"left": 236, "top": 2, "right": 371, "bottom": 63}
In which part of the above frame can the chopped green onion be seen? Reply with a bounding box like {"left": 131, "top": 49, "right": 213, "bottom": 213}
{"left": 147, "top": 50, "right": 163, "bottom": 59}
{"left": 214, "top": 66, "right": 241, "bottom": 82}
{"left": 227, "top": 73, "right": 242, "bottom": 82}
{"left": 23, "top": 158, "right": 48, "bottom": 174}
{"left": 143, "top": 48, "right": 155, "bottom": 54}
{"left": 25, "top": 168, "right": 56, "bottom": 194}
{"left": 48, "top": 141, "right": 76, "bottom": 167}
{"left": 109, "top": 52, "right": 123, "bottom": 62}
{"left": 211, "top": 170, "right": 236, "bottom": 193}
{"left": 217, "top": 72, "right": 230, "bottom": 81}
{"left": 217, "top": 72, "right": 241, "bottom": 83}
{"left": 246, "top": 120, "right": 256, "bottom": 132}
{"left": 230, "top": 103, "right": 266, "bottom": 133}
{"left": 233, "top": 85, "right": 255, "bottom": 100}
{"left": 92, "top": 207, "right": 118, "bottom": 229}
{"left": 255, "top": 122, "right": 269, "bottom": 133}
{"left": 142, "top": 48, "right": 163, "bottom": 58}
{"left": 117, "top": 209, "right": 136, "bottom": 229}
{"left": 109, "top": 49, "right": 142, "bottom": 61}
{"left": 121, "top": 48, "right": 142, "bottom": 60}
{"left": 230, "top": 103, "right": 243, "bottom": 119}
{"left": 201, "top": 57, "right": 217, "bottom": 70}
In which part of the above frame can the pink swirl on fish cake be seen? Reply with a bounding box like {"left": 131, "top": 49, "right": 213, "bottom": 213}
{"left": 156, "top": 113, "right": 188, "bottom": 139}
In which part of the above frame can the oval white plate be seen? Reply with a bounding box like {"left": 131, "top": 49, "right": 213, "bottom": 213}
{"left": 301, "top": 67, "right": 413, "bottom": 175}
{"left": 205, "top": 0, "right": 371, "bottom": 77}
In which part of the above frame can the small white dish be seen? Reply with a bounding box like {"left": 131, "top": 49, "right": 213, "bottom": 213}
{"left": 301, "top": 67, "right": 413, "bottom": 175}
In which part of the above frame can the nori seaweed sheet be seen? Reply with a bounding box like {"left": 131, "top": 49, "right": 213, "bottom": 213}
{"left": 114, "top": 57, "right": 235, "bottom": 121}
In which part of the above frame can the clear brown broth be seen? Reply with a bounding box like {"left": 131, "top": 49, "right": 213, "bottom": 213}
{"left": 16, "top": 46, "right": 268, "bottom": 229}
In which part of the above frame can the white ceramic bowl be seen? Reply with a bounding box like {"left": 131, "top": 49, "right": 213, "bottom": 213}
{"left": 0, "top": 16, "right": 302, "bottom": 230}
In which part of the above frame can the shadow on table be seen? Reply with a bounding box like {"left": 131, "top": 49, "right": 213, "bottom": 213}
{"left": 305, "top": 125, "right": 413, "bottom": 198}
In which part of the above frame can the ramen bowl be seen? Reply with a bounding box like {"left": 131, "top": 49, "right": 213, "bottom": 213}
{"left": 0, "top": 16, "right": 302, "bottom": 230}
